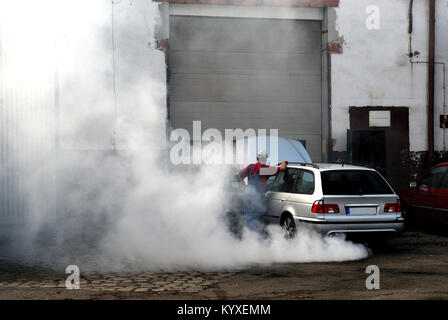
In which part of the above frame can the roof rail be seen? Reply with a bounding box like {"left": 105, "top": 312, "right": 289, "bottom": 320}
{"left": 331, "top": 162, "right": 373, "bottom": 169}
{"left": 283, "top": 162, "right": 320, "bottom": 169}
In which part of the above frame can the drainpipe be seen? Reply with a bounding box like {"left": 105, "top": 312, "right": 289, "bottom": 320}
{"left": 408, "top": 0, "right": 413, "bottom": 58}
{"left": 327, "top": 50, "right": 332, "bottom": 162}
{"left": 414, "top": 61, "right": 447, "bottom": 152}
{"left": 428, "top": 0, "right": 436, "bottom": 166}
{"left": 441, "top": 62, "right": 447, "bottom": 152}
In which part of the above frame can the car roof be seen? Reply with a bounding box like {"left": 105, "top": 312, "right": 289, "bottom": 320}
{"left": 432, "top": 162, "right": 448, "bottom": 168}
{"left": 286, "top": 162, "right": 376, "bottom": 171}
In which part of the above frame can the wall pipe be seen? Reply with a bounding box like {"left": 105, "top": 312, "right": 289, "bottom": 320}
{"left": 414, "top": 62, "right": 447, "bottom": 152}
{"left": 428, "top": 0, "right": 435, "bottom": 166}
{"left": 441, "top": 62, "right": 447, "bottom": 152}
{"left": 408, "top": 0, "right": 413, "bottom": 58}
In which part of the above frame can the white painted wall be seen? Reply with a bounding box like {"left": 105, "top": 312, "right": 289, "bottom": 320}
{"left": 57, "top": 0, "right": 167, "bottom": 150}
{"left": 434, "top": 0, "right": 448, "bottom": 152}
{"left": 331, "top": 0, "right": 448, "bottom": 153}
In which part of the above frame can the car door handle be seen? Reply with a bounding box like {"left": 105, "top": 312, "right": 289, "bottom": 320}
{"left": 280, "top": 199, "right": 286, "bottom": 202}
{"left": 428, "top": 193, "right": 435, "bottom": 197}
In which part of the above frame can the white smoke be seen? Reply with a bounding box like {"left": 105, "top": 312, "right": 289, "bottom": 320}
{"left": 0, "top": 0, "right": 369, "bottom": 272}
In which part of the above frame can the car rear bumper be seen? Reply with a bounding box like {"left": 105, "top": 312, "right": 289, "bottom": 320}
{"left": 295, "top": 217, "right": 405, "bottom": 236}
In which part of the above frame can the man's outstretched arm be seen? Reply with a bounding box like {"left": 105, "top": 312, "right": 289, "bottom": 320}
{"left": 236, "top": 166, "right": 249, "bottom": 188}
{"left": 236, "top": 172, "right": 245, "bottom": 188}
{"left": 259, "top": 161, "right": 288, "bottom": 176}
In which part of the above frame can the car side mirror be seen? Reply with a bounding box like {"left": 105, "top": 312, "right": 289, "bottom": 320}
{"left": 410, "top": 181, "right": 417, "bottom": 188}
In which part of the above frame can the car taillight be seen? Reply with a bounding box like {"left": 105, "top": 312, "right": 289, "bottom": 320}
{"left": 384, "top": 202, "right": 401, "bottom": 213}
{"left": 312, "top": 200, "right": 340, "bottom": 214}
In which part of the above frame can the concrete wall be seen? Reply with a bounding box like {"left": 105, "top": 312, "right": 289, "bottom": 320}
{"left": 330, "top": 0, "right": 448, "bottom": 153}
{"left": 55, "top": 0, "right": 167, "bottom": 151}
{"left": 0, "top": 0, "right": 167, "bottom": 227}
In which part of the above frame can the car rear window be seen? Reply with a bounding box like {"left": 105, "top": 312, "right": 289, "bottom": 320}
{"left": 321, "top": 170, "right": 394, "bottom": 195}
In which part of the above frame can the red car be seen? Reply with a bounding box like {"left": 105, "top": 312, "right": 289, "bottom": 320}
{"left": 400, "top": 162, "right": 448, "bottom": 226}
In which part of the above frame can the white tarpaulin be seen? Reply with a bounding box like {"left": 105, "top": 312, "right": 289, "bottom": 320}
{"left": 236, "top": 135, "right": 312, "bottom": 166}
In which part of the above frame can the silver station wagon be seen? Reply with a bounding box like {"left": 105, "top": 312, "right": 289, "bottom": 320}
{"left": 264, "top": 163, "right": 404, "bottom": 238}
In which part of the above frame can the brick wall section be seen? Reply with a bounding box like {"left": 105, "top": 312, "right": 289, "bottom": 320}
{"left": 199, "top": 0, "right": 229, "bottom": 4}
{"left": 153, "top": 0, "right": 339, "bottom": 7}
{"left": 229, "top": 0, "right": 262, "bottom": 5}
{"left": 328, "top": 41, "right": 343, "bottom": 54}
{"left": 322, "top": 0, "right": 339, "bottom": 7}
{"left": 156, "top": 39, "right": 169, "bottom": 51}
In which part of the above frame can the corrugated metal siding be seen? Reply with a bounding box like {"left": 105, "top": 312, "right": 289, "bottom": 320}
{"left": 0, "top": 11, "right": 56, "bottom": 226}
{"left": 169, "top": 16, "right": 322, "bottom": 161}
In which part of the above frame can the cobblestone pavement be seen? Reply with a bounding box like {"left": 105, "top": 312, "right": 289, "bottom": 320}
{"left": 0, "top": 259, "right": 236, "bottom": 295}
{"left": 0, "top": 230, "right": 447, "bottom": 299}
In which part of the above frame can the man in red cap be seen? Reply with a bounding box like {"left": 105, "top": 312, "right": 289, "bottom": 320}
{"left": 236, "top": 151, "right": 288, "bottom": 232}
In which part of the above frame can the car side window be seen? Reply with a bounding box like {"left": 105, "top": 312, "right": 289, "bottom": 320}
{"left": 436, "top": 167, "right": 448, "bottom": 189}
{"left": 268, "top": 171, "right": 284, "bottom": 192}
{"left": 420, "top": 166, "right": 448, "bottom": 188}
{"left": 269, "top": 169, "right": 299, "bottom": 192}
{"left": 265, "top": 175, "right": 276, "bottom": 190}
{"left": 293, "top": 170, "right": 315, "bottom": 194}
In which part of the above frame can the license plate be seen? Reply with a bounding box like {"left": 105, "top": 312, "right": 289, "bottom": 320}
{"left": 346, "top": 207, "right": 377, "bottom": 215}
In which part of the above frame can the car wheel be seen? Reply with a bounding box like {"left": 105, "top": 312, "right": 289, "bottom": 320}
{"left": 282, "top": 214, "right": 296, "bottom": 239}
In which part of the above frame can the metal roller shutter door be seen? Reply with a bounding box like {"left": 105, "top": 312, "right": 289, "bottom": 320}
{"left": 169, "top": 16, "right": 322, "bottom": 161}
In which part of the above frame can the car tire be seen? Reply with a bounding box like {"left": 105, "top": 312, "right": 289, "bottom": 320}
{"left": 401, "top": 206, "right": 415, "bottom": 229}
{"left": 281, "top": 214, "right": 296, "bottom": 239}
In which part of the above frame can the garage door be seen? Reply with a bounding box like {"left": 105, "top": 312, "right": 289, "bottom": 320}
{"left": 169, "top": 16, "right": 322, "bottom": 161}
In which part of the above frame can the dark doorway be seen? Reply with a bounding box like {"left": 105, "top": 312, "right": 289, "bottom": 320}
{"left": 348, "top": 107, "right": 410, "bottom": 191}
{"left": 348, "top": 130, "right": 387, "bottom": 176}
